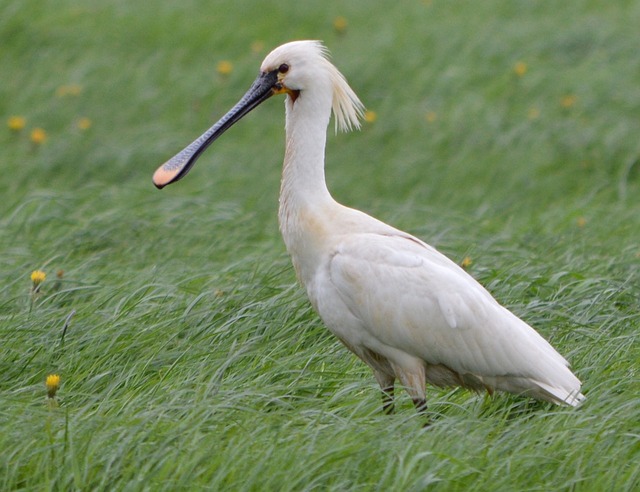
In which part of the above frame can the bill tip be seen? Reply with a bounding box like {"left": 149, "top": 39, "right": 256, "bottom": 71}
{"left": 152, "top": 165, "right": 177, "bottom": 189}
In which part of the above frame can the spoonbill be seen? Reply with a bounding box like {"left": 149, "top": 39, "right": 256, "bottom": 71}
{"left": 153, "top": 40, "right": 585, "bottom": 416}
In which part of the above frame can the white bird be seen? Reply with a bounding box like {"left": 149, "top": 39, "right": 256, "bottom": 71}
{"left": 154, "top": 41, "right": 585, "bottom": 416}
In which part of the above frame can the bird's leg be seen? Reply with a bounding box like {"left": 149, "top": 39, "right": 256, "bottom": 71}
{"left": 412, "top": 398, "right": 430, "bottom": 427}
{"left": 374, "top": 371, "right": 396, "bottom": 415}
{"left": 412, "top": 398, "right": 428, "bottom": 415}
{"left": 393, "top": 363, "right": 430, "bottom": 425}
{"left": 382, "top": 385, "right": 395, "bottom": 415}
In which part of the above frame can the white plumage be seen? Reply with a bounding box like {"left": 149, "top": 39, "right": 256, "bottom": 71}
{"left": 154, "top": 40, "right": 585, "bottom": 415}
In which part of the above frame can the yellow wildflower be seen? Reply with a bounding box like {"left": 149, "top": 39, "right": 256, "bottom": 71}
{"left": 31, "top": 270, "right": 46, "bottom": 286}
{"left": 576, "top": 216, "right": 587, "bottom": 228}
{"left": 56, "top": 84, "right": 82, "bottom": 97}
{"left": 46, "top": 374, "right": 61, "bottom": 398}
{"left": 513, "top": 61, "right": 527, "bottom": 77}
{"left": 461, "top": 256, "right": 473, "bottom": 268}
{"left": 30, "top": 128, "right": 47, "bottom": 144}
{"left": 77, "top": 117, "right": 92, "bottom": 130}
{"left": 216, "top": 60, "right": 233, "bottom": 76}
{"left": 333, "top": 16, "right": 348, "bottom": 33}
{"left": 561, "top": 94, "right": 577, "bottom": 108}
{"left": 8, "top": 116, "right": 26, "bottom": 131}
{"left": 528, "top": 107, "right": 540, "bottom": 120}
{"left": 425, "top": 111, "right": 437, "bottom": 123}
{"left": 363, "top": 110, "right": 377, "bottom": 123}
{"left": 251, "top": 40, "right": 265, "bottom": 55}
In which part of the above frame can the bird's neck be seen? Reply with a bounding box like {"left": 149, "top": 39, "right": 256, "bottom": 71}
{"left": 278, "top": 91, "right": 340, "bottom": 281}
{"left": 278, "top": 92, "right": 335, "bottom": 230}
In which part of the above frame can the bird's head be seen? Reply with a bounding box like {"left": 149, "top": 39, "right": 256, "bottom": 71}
{"left": 153, "top": 40, "right": 363, "bottom": 189}
{"left": 259, "top": 40, "right": 329, "bottom": 101}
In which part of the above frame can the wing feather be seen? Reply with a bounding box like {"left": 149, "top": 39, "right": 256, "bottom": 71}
{"left": 327, "top": 232, "right": 577, "bottom": 389}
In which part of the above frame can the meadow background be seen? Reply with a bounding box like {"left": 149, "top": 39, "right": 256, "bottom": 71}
{"left": 1, "top": 0, "right": 639, "bottom": 490}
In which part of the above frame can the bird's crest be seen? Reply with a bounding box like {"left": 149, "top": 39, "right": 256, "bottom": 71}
{"left": 320, "top": 45, "right": 365, "bottom": 133}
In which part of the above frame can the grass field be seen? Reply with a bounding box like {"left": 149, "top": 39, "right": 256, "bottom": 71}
{"left": 1, "top": 0, "right": 639, "bottom": 490}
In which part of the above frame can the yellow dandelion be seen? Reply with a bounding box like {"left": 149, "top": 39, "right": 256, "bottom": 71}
{"left": 461, "top": 256, "right": 473, "bottom": 269}
{"left": 30, "top": 128, "right": 47, "bottom": 144}
{"left": 561, "top": 94, "right": 577, "bottom": 108}
{"left": 425, "top": 111, "right": 437, "bottom": 123}
{"left": 576, "top": 216, "right": 587, "bottom": 228}
{"left": 8, "top": 115, "right": 26, "bottom": 131}
{"left": 513, "top": 61, "right": 528, "bottom": 77}
{"left": 363, "top": 110, "right": 377, "bottom": 123}
{"left": 56, "top": 84, "right": 82, "bottom": 97}
{"left": 528, "top": 107, "right": 540, "bottom": 120}
{"left": 77, "top": 117, "right": 92, "bottom": 130}
{"left": 216, "top": 60, "right": 233, "bottom": 76}
{"left": 31, "top": 270, "right": 46, "bottom": 286}
{"left": 46, "top": 374, "right": 61, "bottom": 398}
{"left": 333, "top": 16, "right": 348, "bottom": 33}
{"left": 251, "top": 40, "right": 265, "bottom": 55}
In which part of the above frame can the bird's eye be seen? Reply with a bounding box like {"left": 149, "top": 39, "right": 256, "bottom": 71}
{"left": 278, "top": 64, "right": 289, "bottom": 74}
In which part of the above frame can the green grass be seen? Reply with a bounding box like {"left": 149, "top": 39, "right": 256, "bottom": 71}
{"left": 1, "top": 0, "right": 639, "bottom": 490}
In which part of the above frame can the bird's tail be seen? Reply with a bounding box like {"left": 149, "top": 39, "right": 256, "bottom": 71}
{"left": 479, "top": 374, "right": 585, "bottom": 407}
{"left": 533, "top": 380, "right": 586, "bottom": 407}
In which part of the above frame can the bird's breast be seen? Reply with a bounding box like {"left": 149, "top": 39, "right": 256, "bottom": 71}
{"left": 279, "top": 203, "right": 336, "bottom": 286}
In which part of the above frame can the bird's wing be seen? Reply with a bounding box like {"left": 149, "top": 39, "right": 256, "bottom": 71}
{"left": 327, "top": 232, "right": 570, "bottom": 381}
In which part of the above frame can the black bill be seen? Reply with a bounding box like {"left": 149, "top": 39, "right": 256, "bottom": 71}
{"left": 153, "top": 69, "right": 279, "bottom": 189}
